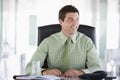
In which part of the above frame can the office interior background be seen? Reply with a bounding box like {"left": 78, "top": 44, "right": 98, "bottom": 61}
{"left": 0, "top": 0, "right": 120, "bottom": 79}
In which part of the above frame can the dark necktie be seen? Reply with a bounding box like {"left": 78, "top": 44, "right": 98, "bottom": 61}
{"left": 61, "top": 38, "right": 71, "bottom": 73}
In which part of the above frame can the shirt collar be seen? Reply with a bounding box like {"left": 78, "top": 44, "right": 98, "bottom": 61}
{"left": 60, "top": 31, "right": 78, "bottom": 44}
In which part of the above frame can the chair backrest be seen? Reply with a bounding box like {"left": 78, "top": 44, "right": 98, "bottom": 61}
{"left": 38, "top": 24, "right": 96, "bottom": 46}
{"left": 38, "top": 24, "right": 96, "bottom": 68}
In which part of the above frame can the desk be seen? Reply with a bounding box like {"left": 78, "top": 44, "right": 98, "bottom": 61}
{"left": 13, "top": 75, "right": 83, "bottom": 80}
{"left": 13, "top": 75, "right": 116, "bottom": 80}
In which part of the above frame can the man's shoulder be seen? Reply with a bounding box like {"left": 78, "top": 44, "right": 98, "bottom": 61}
{"left": 77, "top": 32, "right": 92, "bottom": 41}
{"left": 48, "top": 32, "right": 60, "bottom": 38}
{"left": 44, "top": 32, "right": 60, "bottom": 41}
{"left": 77, "top": 32, "right": 88, "bottom": 38}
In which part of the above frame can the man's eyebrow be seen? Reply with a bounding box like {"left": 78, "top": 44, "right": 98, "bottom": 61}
{"left": 67, "top": 17, "right": 73, "bottom": 19}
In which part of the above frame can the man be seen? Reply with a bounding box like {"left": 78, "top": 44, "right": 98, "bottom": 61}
{"left": 25, "top": 5, "right": 101, "bottom": 78}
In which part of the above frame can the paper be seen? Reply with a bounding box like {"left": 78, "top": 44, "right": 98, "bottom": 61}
{"left": 40, "top": 75, "right": 61, "bottom": 80}
{"left": 15, "top": 75, "right": 36, "bottom": 79}
{"left": 15, "top": 75, "right": 61, "bottom": 80}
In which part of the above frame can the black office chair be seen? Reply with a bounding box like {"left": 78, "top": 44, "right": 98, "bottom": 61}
{"left": 38, "top": 24, "right": 96, "bottom": 68}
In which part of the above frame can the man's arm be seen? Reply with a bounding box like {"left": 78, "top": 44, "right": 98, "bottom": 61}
{"left": 25, "top": 39, "right": 48, "bottom": 75}
{"left": 82, "top": 38, "right": 101, "bottom": 73}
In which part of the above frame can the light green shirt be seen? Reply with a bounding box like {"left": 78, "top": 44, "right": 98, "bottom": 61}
{"left": 25, "top": 31, "right": 101, "bottom": 75}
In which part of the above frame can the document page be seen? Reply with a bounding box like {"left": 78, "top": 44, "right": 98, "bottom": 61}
{"left": 40, "top": 75, "right": 61, "bottom": 80}
{"left": 15, "top": 75, "right": 61, "bottom": 80}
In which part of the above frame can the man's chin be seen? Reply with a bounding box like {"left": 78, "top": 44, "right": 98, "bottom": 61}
{"left": 70, "top": 31, "right": 77, "bottom": 35}
{"left": 72, "top": 30, "right": 77, "bottom": 33}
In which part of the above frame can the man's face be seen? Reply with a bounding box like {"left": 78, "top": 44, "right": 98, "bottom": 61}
{"left": 59, "top": 12, "right": 79, "bottom": 36}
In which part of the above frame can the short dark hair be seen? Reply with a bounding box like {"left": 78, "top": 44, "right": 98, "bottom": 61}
{"left": 59, "top": 5, "right": 79, "bottom": 21}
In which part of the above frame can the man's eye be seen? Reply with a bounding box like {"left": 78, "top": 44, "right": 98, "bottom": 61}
{"left": 68, "top": 19, "right": 73, "bottom": 22}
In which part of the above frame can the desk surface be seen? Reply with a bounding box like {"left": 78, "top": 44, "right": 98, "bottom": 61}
{"left": 13, "top": 75, "right": 83, "bottom": 80}
{"left": 13, "top": 74, "right": 116, "bottom": 80}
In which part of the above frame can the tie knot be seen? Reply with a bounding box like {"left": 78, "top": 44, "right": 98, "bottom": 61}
{"left": 66, "top": 38, "right": 72, "bottom": 44}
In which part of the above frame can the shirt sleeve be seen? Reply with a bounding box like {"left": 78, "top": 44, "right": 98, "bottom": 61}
{"left": 82, "top": 38, "right": 101, "bottom": 73}
{"left": 25, "top": 38, "right": 48, "bottom": 75}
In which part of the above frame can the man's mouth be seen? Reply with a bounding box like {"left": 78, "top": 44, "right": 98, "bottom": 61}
{"left": 71, "top": 26, "right": 77, "bottom": 29}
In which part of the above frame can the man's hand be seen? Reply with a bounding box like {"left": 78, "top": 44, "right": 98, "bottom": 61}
{"left": 63, "top": 69, "right": 84, "bottom": 78}
{"left": 42, "top": 69, "right": 62, "bottom": 77}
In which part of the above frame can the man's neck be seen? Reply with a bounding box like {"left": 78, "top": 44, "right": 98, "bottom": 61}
{"left": 62, "top": 31, "right": 75, "bottom": 38}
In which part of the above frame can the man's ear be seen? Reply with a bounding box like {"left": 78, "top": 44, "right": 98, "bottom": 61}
{"left": 59, "top": 19, "right": 63, "bottom": 25}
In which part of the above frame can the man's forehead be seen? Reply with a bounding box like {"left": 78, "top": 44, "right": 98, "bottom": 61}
{"left": 65, "top": 13, "right": 79, "bottom": 18}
